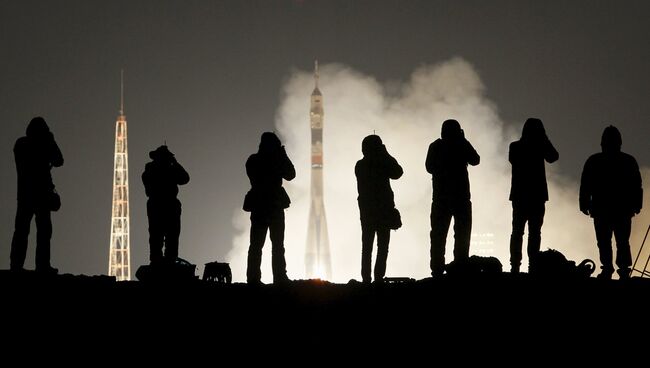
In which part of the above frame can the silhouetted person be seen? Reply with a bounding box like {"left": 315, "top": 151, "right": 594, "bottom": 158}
{"left": 10, "top": 117, "right": 63, "bottom": 273}
{"left": 142, "top": 145, "right": 190, "bottom": 266}
{"left": 580, "top": 126, "right": 642, "bottom": 280}
{"left": 355, "top": 135, "right": 403, "bottom": 284}
{"left": 426, "top": 119, "right": 480, "bottom": 277}
{"left": 244, "top": 132, "right": 295, "bottom": 284}
{"left": 508, "top": 118, "right": 559, "bottom": 273}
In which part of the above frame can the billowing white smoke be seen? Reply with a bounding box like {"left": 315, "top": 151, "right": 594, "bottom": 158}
{"left": 229, "top": 58, "right": 648, "bottom": 283}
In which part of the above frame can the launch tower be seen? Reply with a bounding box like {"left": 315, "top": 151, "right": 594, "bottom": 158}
{"left": 108, "top": 70, "right": 131, "bottom": 281}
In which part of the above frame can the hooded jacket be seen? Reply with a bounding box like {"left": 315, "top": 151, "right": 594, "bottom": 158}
{"left": 425, "top": 120, "right": 480, "bottom": 203}
{"left": 355, "top": 135, "right": 403, "bottom": 223}
{"left": 244, "top": 132, "right": 296, "bottom": 212}
{"left": 579, "top": 126, "right": 642, "bottom": 217}
{"left": 14, "top": 117, "right": 64, "bottom": 202}
{"left": 509, "top": 118, "right": 559, "bottom": 202}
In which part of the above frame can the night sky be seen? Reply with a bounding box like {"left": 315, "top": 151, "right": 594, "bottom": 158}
{"left": 1, "top": 0, "right": 648, "bottom": 276}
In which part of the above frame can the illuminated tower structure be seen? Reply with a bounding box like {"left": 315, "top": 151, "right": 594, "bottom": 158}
{"left": 108, "top": 71, "right": 131, "bottom": 281}
{"left": 305, "top": 60, "right": 332, "bottom": 280}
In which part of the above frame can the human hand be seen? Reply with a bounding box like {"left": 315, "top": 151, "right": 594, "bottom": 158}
{"left": 580, "top": 207, "right": 590, "bottom": 216}
{"left": 162, "top": 148, "right": 176, "bottom": 164}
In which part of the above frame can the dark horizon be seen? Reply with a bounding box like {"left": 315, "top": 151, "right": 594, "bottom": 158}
{"left": 1, "top": 1, "right": 649, "bottom": 277}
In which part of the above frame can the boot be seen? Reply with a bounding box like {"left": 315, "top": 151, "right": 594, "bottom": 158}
{"left": 510, "top": 264, "right": 520, "bottom": 274}
{"left": 597, "top": 267, "right": 614, "bottom": 280}
{"left": 617, "top": 268, "right": 631, "bottom": 280}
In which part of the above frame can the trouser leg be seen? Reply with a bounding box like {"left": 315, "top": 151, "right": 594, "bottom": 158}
{"left": 361, "top": 223, "right": 375, "bottom": 282}
{"left": 34, "top": 207, "right": 53, "bottom": 269}
{"left": 10, "top": 203, "right": 33, "bottom": 270}
{"left": 594, "top": 217, "right": 614, "bottom": 273}
{"left": 613, "top": 216, "right": 632, "bottom": 272}
{"left": 247, "top": 212, "right": 268, "bottom": 283}
{"left": 374, "top": 228, "right": 390, "bottom": 280}
{"left": 269, "top": 210, "right": 287, "bottom": 282}
{"left": 430, "top": 201, "right": 452, "bottom": 276}
{"left": 509, "top": 202, "right": 526, "bottom": 270}
{"left": 147, "top": 200, "right": 164, "bottom": 264}
{"left": 527, "top": 202, "right": 545, "bottom": 267}
{"left": 453, "top": 200, "right": 472, "bottom": 263}
{"left": 164, "top": 200, "right": 181, "bottom": 262}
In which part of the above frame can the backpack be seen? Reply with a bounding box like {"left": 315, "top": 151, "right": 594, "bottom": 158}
{"left": 529, "top": 249, "right": 595, "bottom": 279}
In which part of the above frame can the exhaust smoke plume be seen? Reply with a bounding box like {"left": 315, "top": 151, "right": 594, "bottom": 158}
{"left": 229, "top": 58, "right": 648, "bottom": 283}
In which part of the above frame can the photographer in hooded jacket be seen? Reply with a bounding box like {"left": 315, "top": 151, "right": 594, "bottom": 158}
{"left": 355, "top": 134, "right": 403, "bottom": 284}
{"left": 10, "top": 116, "right": 63, "bottom": 274}
{"left": 244, "top": 132, "right": 296, "bottom": 285}
{"left": 426, "top": 119, "right": 480, "bottom": 277}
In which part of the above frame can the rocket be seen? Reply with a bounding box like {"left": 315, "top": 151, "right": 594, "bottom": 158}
{"left": 305, "top": 60, "right": 332, "bottom": 280}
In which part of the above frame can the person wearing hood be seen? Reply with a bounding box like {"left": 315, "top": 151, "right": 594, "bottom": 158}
{"left": 508, "top": 118, "right": 559, "bottom": 274}
{"left": 142, "top": 145, "right": 190, "bottom": 266}
{"left": 244, "top": 132, "right": 295, "bottom": 285}
{"left": 355, "top": 134, "right": 403, "bottom": 284}
{"left": 580, "top": 125, "right": 642, "bottom": 280}
{"left": 10, "top": 117, "right": 63, "bottom": 274}
{"left": 425, "top": 119, "right": 480, "bottom": 277}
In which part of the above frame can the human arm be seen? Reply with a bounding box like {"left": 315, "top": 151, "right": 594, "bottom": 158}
{"left": 465, "top": 138, "right": 480, "bottom": 166}
{"left": 508, "top": 142, "right": 516, "bottom": 165}
{"left": 631, "top": 158, "right": 643, "bottom": 215}
{"left": 245, "top": 156, "right": 254, "bottom": 185}
{"left": 543, "top": 135, "right": 559, "bottom": 164}
{"left": 172, "top": 157, "right": 190, "bottom": 185}
{"left": 425, "top": 142, "right": 435, "bottom": 174}
{"left": 579, "top": 158, "right": 592, "bottom": 216}
{"left": 142, "top": 164, "right": 152, "bottom": 197}
{"left": 382, "top": 145, "right": 403, "bottom": 179}
{"left": 48, "top": 132, "right": 64, "bottom": 167}
{"left": 279, "top": 146, "right": 296, "bottom": 181}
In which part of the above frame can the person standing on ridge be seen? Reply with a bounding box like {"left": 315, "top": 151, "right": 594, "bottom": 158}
{"left": 244, "top": 132, "right": 296, "bottom": 285}
{"left": 508, "top": 118, "right": 559, "bottom": 273}
{"left": 355, "top": 134, "right": 403, "bottom": 284}
{"left": 580, "top": 125, "right": 642, "bottom": 280}
{"left": 426, "top": 119, "right": 480, "bottom": 277}
{"left": 10, "top": 116, "right": 63, "bottom": 274}
{"left": 142, "top": 145, "right": 190, "bottom": 266}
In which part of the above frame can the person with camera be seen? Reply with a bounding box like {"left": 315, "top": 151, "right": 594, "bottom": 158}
{"left": 10, "top": 116, "right": 64, "bottom": 274}
{"left": 355, "top": 134, "right": 403, "bottom": 284}
{"left": 244, "top": 132, "right": 295, "bottom": 285}
{"left": 142, "top": 145, "right": 190, "bottom": 267}
{"left": 426, "top": 119, "right": 480, "bottom": 277}
{"left": 508, "top": 118, "right": 559, "bottom": 274}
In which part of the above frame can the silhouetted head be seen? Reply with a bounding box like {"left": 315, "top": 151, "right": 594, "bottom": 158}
{"left": 259, "top": 132, "right": 282, "bottom": 153}
{"left": 441, "top": 119, "right": 462, "bottom": 140}
{"left": 601, "top": 125, "right": 622, "bottom": 153}
{"left": 26, "top": 116, "right": 50, "bottom": 138}
{"left": 149, "top": 145, "right": 174, "bottom": 161}
{"left": 361, "top": 134, "right": 383, "bottom": 156}
{"left": 521, "top": 118, "right": 545, "bottom": 140}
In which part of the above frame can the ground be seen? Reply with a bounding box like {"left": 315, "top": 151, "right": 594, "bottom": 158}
{"left": 1, "top": 271, "right": 647, "bottom": 360}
